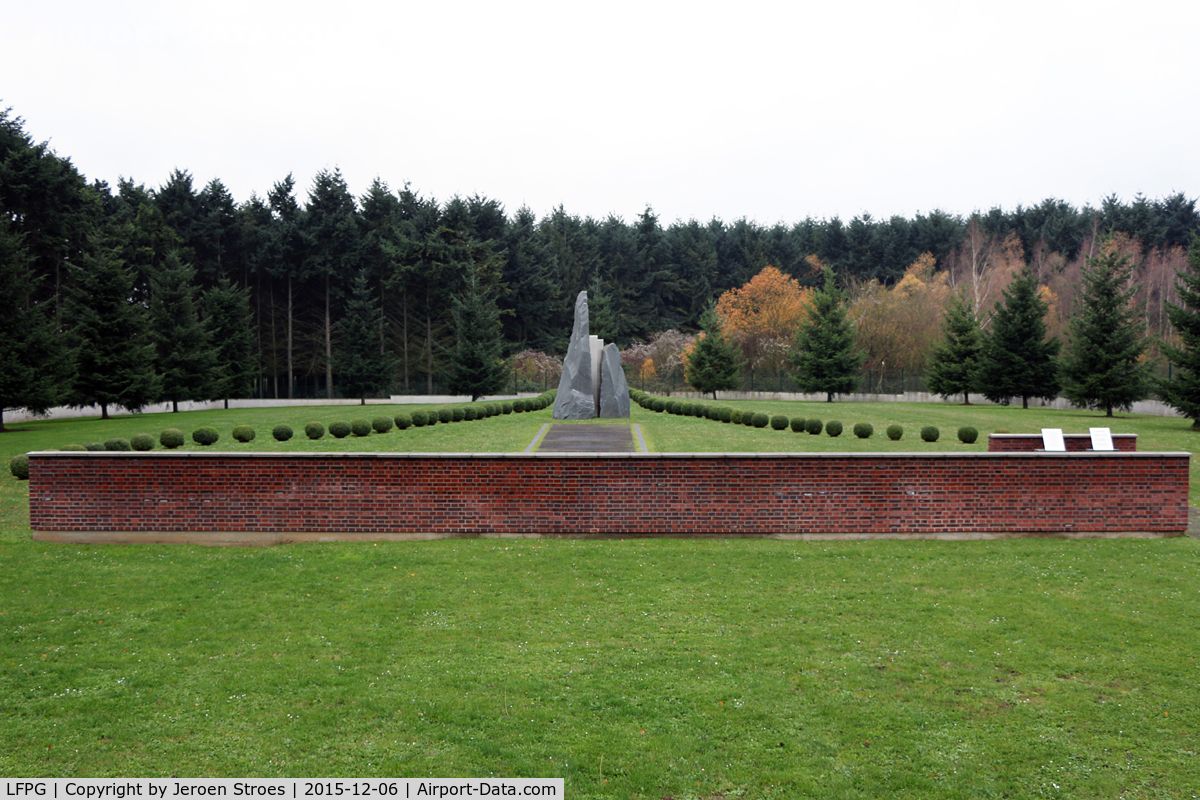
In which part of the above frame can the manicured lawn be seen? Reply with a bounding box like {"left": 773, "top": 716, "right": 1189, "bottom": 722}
{"left": 2, "top": 400, "right": 1200, "bottom": 797}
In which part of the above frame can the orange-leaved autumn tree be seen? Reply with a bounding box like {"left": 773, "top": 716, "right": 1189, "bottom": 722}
{"left": 713, "top": 265, "right": 812, "bottom": 371}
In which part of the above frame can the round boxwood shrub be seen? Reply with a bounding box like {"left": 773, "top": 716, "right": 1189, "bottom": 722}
{"left": 61, "top": 444, "right": 87, "bottom": 452}
{"left": 273, "top": 424, "right": 294, "bottom": 442}
{"left": 425, "top": 410, "right": 438, "bottom": 426}
{"left": 85, "top": 442, "right": 105, "bottom": 451}
{"left": 437, "top": 408, "right": 454, "bottom": 424}
{"left": 104, "top": 438, "right": 132, "bottom": 451}
{"left": 329, "top": 421, "right": 351, "bottom": 439}
{"left": 751, "top": 412, "right": 769, "bottom": 428}
{"left": 192, "top": 427, "right": 219, "bottom": 446}
{"left": 719, "top": 407, "right": 733, "bottom": 423}
{"left": 730, "top": 409, "right": 743, "bottom": 425}
{"left": 502, "top": 402, "right": 513, "bottom": 414}
{"left": 351, "top": 418, "right": 372, "bottom": 437}
{"left": 921, "top": 425, "right": 940, "bottom": 442}
{"left": 372, "top": 415, "right": 394, "bottom": 433}
{"left": 957, "top": 425, "right": 979, "bottom": 444}
{"left": 451, "top": 407, "right": 466, "bottom": 423}
{"left": 791, "top": 417, "right": 806, "bottom": 433}
{"left": 651, "top": 398, "right": 667, "bottom": 412}
{"left": 232, "top": 425, "right": 256, "bottom": 443}
{"left": 394, "top": 413, "right": 413, "bottom": 430}
{"left": 131, "top": 433, "right": 155, "bottom": 451}
{"left": 9, "top": 454, "right": 29, "bottom": 480}
{"left": 806, "top": 419, "right": 823, "bottom": 435}
{"left": 770, "top": 415, "right": 789, "bottom": 431}
{"left": 463, "top": 406, "right": 478, "bottom": 421}
{"left": 853, "top": 422, "right": 873, "bottom": 439}
{"left": 826, "top": 420, "right": 844, "bottom": 437}
{"left": 305, "top": 421, "right": 325, "bottom": 439}
{"left": 886, "top": 424, "right": 904, "bottom": 441}
{"left": 410, "top": 410, "right": 428, "bottom": 427}
{"left": 743, "top": 411, "right": 757, "bottom": 427}
{"left": 513, "top": 399, "right": 527, "bottom": 413}
{"left": 160, "top": 429, "right": 185, "bottom": 449}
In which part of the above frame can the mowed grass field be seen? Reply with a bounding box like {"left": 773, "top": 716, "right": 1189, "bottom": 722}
{"left": 2, "top": 400, "right": 1200, "bottom": 798}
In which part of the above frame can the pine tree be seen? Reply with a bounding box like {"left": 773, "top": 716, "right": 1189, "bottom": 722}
{"left": 447, "top": 263, "right": 508, "bottom": 402}
{"left": 789, "top": 266, "right": 865, "bottom": 401}
{"left": 203, "top": 276, "right": 258, "bottom": 407}
{"left": 0, "top": 222, "right": 74, "bottom": 431}
{"left": 149, "top": 252, "right": 215, "bottom": 412}
{"left": 685, "top": 307, "right": 743, "bottom": 399}
{"left": 1159, "top": 235, "right": 1200, "bottom": 427}
{"left": 67, "top": 247, "right": 162, "bottom": 419}
{"left": 977, "top": 268, "right": 1061, "bottom": 409}
{"left": 336, "top": 268, "right": 396, "bottom": 404}
{"left": 925, "top": 290, "right": 983, "bottom": 404}
{"left": 1060, "top": 247, "right": 1153, "bottom": 416}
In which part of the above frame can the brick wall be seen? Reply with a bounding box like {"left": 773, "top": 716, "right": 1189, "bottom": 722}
{"left": 988, "top": 433, "right": 1138, "bottom": 451}
{"left": 26, "top": 450, "right": 1189, "bottom": 539}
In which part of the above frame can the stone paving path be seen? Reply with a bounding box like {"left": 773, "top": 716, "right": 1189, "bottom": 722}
{"left": 535, "top": 424, "right": 642, "bottom": 453}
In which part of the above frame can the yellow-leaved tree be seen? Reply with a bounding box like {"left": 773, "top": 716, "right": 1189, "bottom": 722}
{"left": 713, "top": 265, "right": 812, "bottom": 372}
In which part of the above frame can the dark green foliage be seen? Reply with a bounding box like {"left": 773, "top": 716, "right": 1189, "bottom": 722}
{"left": 202, "top": 277, "right": 257, "bottom": 405}
{"left": 60, "top": 444, "right": 87, "bottom": 452}
{"left": 826, "top": 420, "right": 844, "bottom": 437}
{"left": 752, "top": 413, "right": 769, "bottom": 428}
{"left": 652, "top": 398, "right": 667, "bottom": 412}
{"left": 305, "top": 421, "right": 325, "bottom": 439}
{"left": 977, "top": 268, "right": 1061, "bottom": 408}
{"left": 9, "top": 454, "right": 29, "bottom": 480}
{"left": 501, "top": 402, "right": 513, "bottom": 414}
{"left": 730, "top": 410, "right": 743, "bottom": 424}
{"left": 513, "top": 400, "right": 527, "bottom": 413}
{"left": 372, "top": 416, "right": 394, "bottom": 433}
{"left": 887, "top": 424, "right": 904, "bottom": 441}
{"left": 437, "top": 408, "right": 454, "bottom": 424}
{"left": 336, "top": 268, "right": 396, "bottom": 404}
{"left": 1061, "top": 248, "right": 1154, "bottom": 417}
{"left": 790, "top": 266, "right": 866, "bottom": 401}
{"left": 329, "top": 421, "right": 351, "bottom": 439}
{"left": 232, "top": 425, "right": 256, "bottom": 443}
{"left": 921, "top": 425, "right": 940, "bottom": 442}
{"left": 84, "top": 443, "right": 105, "bottom": 452}
{"left": 273, "top": 424, "right": 294, "bottom": 442}
{"left": 926, "top": 290, "right": 984, "bottom": 404}
{"left": 130, "top": 433, "right": 154, "bottom": 451}
{"left": 743, "top": 411, "right": 757, "bottom": 427}
{"left": 719, "top": 407, "right": 733, "bottom": 423}
{"left": 394, "top": 413, "right": 413, "bottom": 430}
{"left": 448, "top": 263, "right": 509, "bottom": 402}
{"left": 350, "top": 418, "right": 372, "bottom": 437}
{"left": 160, "top": 429, "right": 184, "bottom": 449}
{"left": 149, "top": 252, "right": 214, "bottom": 412}
{"left": 410, "top": 411, "right": 428, "bottom": 427}
{"left": 806, "top": 419, "right": 824, "bottom": 435}
{"left": 104, "top": 438, "right": 131, "bottom": 451}
{"left": 486, "top": 403, "right": 500, "bottom": 417}
{"left": 192, "top": 427, "right": 219, "bottom": 446}
{"left": 770, "top": 415, "right": 788, "bottom": 430}
{"left": 1160, "top": 237, "right": 1200, "bottom": 426}
{"left": 853, "top": 422, "right": 873, "bottom": 439}
{"left": 451, "top": 407, "right": 466, "bottom": 423}
{"left": 791, "top": 417, "right": 806, "bottom": 432}
{"left": 463, "top": 406, "right": 478, "bottom": 421}
{"left": 685, "top": 307, "right": 744, "bottom": 399}
{"left": 957, "top": 426, "right": 979, "bottom": 444}
{"left": 425, "top": 411, "right": 439, "bottom": 426}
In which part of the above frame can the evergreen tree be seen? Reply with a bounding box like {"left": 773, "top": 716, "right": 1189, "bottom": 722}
{"left": 789, "top": 266, "right": 865, "bottom": 401}
{"left": 1159, "top": 235, "right": 1200, "bottom": 427}
{"left": 1060, "top": 247, "right": 1154, "bottom": 416}
{"left": 149, "top": 252, "right": 215, "bottom": 412}
{"left": 977, "top": 268, "right": 1061, "bottom": 408}
{"left": 0, "top": 222, "right": 74, "bottom": 431}
{"left": 925, "top": 290, "right": 983, "bottom": 404}
{"left": 203, "top": 276, "right": 258, "bottom": 407}
{"left": 67, "top": 247, "right": 161, "bottom": 419}
{"left": 447, "top": 263, "right": 508, "bottom": 402}
{"left": 304, "top": 169, "right": 360, "bottom": 399}
{"left": 685, "top": 307, "right": 743, "bottom": 399}
{"left": 336, "top": 268, "right": 396, "bottom": 404}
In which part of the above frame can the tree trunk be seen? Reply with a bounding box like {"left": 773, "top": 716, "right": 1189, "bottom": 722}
{"left": 286, "top": 275, "right": 294, "bottom": 399}
{"left": 325, "top": 276, "right": 333, "bottom": 400}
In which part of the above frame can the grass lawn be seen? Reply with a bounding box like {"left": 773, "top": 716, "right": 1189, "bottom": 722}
{"left": 2, "top": 400, "right": 1200, "bottom": 797}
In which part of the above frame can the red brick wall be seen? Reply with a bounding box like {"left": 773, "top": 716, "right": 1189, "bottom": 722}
{"left": 988, "top": 433, "right": 1138, "bottom": 451}
{"left": 27, "top": 451, "right": 1189, "bottom": 537}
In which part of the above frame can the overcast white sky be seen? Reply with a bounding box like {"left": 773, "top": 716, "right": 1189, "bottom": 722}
{"left": 3, "top": 0, "right": 1197, "bottom": 225}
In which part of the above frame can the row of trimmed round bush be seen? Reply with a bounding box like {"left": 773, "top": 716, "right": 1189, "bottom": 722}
{"left": 629, "top": 391, "right": 979, "bottom": 444}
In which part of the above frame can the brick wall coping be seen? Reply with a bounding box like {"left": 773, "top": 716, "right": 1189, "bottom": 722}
{"left": 24, "top": 449, "right": 1183, "bottom": 460}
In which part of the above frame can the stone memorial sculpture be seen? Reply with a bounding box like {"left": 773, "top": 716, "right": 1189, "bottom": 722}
{"left": 552, "top": 290, "right": 631, "bottom": 419}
